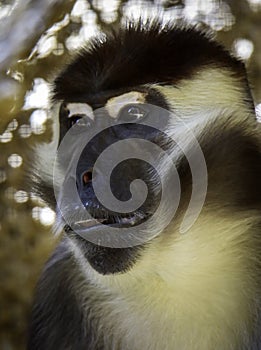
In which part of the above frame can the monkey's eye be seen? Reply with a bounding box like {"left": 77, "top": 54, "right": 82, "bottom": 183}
{"left": 65, "top": 103, "right": 94, "bottom": 130}
{"left": 68, "top": 115, "right": 83, "bottom": 128}
{"left": 118, "top": 105, "right": 148, "bottom": 122}
{"left": 68, "top": 115, "right": 94, "bottom": 130}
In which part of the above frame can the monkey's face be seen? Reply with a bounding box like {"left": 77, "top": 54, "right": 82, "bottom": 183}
{"left": 55, "top": 89, "right": 177, "bottom": 275}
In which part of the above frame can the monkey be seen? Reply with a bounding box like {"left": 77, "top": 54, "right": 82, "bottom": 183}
{"left": 27, "top": 20, "right": 261, "bottom": 350}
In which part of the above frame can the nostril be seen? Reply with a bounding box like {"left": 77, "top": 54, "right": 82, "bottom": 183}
{"left": 82, "top": 169, "right": 93, "bottom": 185}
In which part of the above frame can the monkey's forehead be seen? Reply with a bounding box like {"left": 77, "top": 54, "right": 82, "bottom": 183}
{"left": 52, "top": 21, "right": 245, "bottom": 102}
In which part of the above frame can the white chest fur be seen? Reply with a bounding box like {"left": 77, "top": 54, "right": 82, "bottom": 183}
{"left": 70, "top": 210, "right": 261, "bottom": 350}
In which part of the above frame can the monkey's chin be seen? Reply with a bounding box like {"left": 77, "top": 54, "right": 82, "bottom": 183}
{"left": 64, "top": 220, "right": 142, "bottom": 275}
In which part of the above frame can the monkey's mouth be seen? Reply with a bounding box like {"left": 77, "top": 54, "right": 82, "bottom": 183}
{"left": 64, "top": 211, "right": 148, "bottom": 234}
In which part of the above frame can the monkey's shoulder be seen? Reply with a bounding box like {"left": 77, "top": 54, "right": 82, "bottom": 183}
{"left": 27, "top": 240, "right": 105, "bottom": 350}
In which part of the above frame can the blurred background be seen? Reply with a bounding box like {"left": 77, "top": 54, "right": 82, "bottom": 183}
{"left": 0, "top": 0, "right": 260, "bottom": 349}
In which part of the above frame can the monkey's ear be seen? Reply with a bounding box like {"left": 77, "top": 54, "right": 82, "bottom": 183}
{"left": 27, "top": 141, "right": 57, "bottom": 209}
{"left": 28, "top": 104, "right": 60, "bottom": 209}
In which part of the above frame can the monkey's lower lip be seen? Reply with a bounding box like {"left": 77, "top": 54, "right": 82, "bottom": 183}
{"left": 72, "top": 219, "right": 103, "bottom": 229}
{"left": 65, "top": 214, "right": 146, "bottom": 233}
{"left": 64, "top": 219, "right": 104, "bottom": 234}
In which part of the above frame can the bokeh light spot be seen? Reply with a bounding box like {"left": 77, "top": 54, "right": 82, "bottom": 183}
{"left": 8, "top": 154, "right": 23, "bottom": 168}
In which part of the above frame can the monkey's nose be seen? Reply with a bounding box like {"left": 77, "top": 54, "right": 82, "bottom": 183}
{"left": 82, "top": 169, "right": 93, "bottom": 185}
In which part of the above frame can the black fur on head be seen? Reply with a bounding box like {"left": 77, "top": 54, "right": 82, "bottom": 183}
{"left": 52, "top": 19, "right": 247, "bottom": 103}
